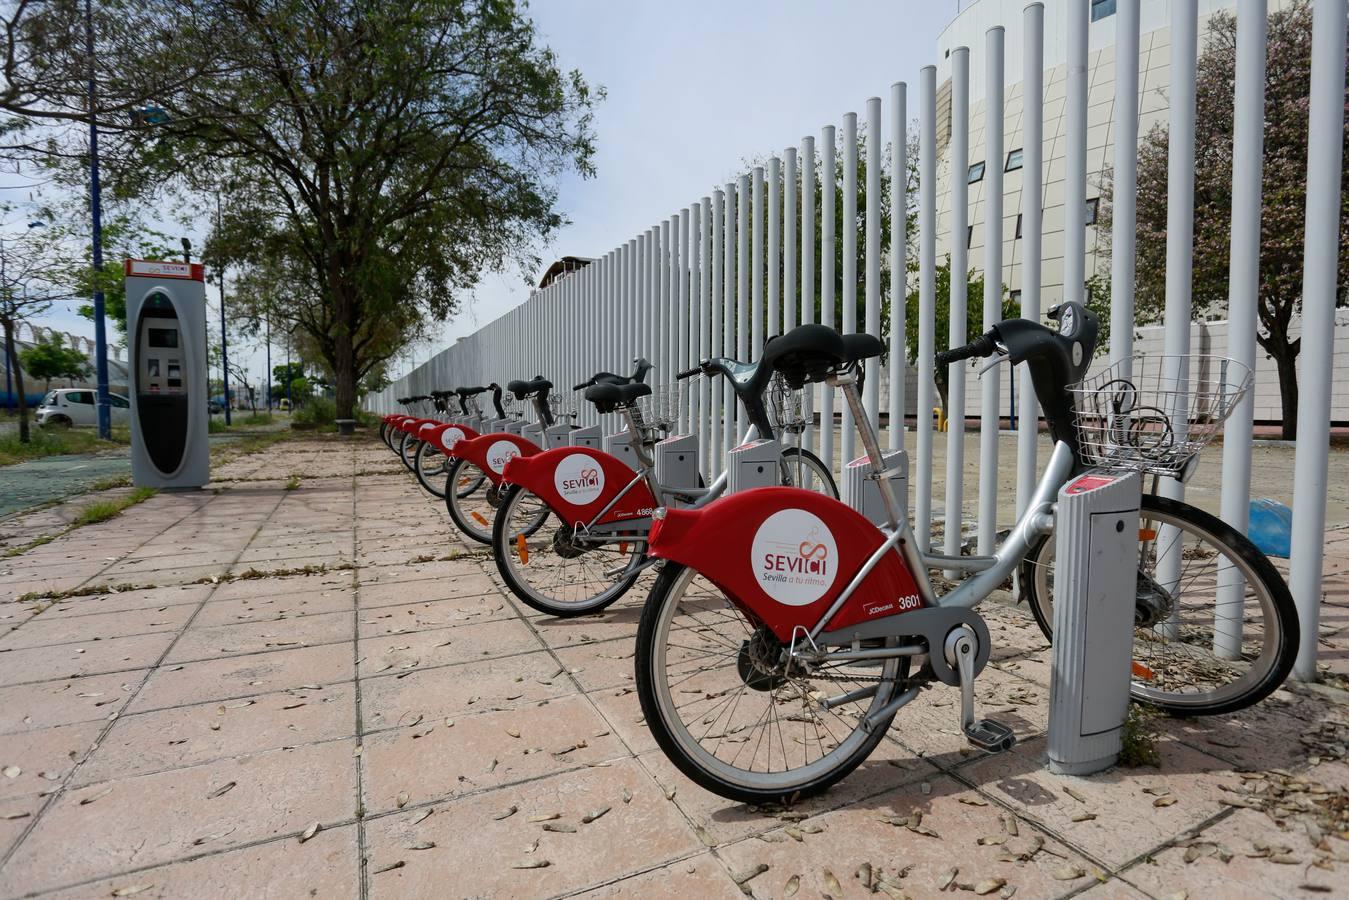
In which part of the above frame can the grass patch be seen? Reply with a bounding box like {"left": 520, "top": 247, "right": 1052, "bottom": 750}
{"left": 208, "top": 417, "right": 230, "bottom": 433}
{"left": 239, "top": 412, "right": 274, "bottom": 426}
{"left": 0, "top": 425, "right": 131, "bottom": 467}
{"left": 1119, "top": 704, "right": 1162, "bottom": 768}
{"left": 88, "top": 474, "right": 132, "bottom": 491}
{"left": 284, "top": 473, "right": 301, "bottom": 490}
{"left": 72, "top": 486, "right": 158, "bottom": 527}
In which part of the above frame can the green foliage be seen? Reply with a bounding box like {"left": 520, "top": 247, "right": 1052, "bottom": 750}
{"left": 0, "top": 425, "right": 129, "bottom": 466}
{"left": 73, "top": 487, "right": 157, "bottom": 527}
{"left": 1119, "top": 704, "right": 1161, "bottom": 768}
{"left": 18, "top": 334, "right": 91, "bottom": 389}
{"left": 902, "top": 256, "right": 1014, "bottom": 365}
{"left": 292, "top": 395, "right": 337, "bottom": 429}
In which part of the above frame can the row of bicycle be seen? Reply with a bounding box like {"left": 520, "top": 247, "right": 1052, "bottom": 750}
{"left": 377, "top": 307, "right": 1299, "bottom": 804}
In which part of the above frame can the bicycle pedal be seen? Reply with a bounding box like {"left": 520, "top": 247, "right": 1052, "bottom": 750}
{"left": 964, "top": 718, "right": 1016, "bottom": 753}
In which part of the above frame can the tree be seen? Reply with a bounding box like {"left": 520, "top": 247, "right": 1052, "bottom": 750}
{"left": 19, "top": 332, "right": 89, "bottom": 390}
{"left": 123, "top": 0, "right": 598, "bottom": 423}
{"left": 1102, "top": 2, "right": 1348, "bottom": 439}
{"left": 0, "top": 224, "right": 61, "bottom": 441}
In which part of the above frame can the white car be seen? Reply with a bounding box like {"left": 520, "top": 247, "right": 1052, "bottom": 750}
{"left": 36, "top": 389, "right": 131, "bottom": 428}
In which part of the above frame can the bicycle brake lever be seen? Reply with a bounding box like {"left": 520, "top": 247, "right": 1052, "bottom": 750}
{"left": 974, "top": 353, "right": 1008, "bottom": 381}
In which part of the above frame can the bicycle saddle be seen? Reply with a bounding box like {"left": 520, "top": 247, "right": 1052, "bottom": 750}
{"left": 762, "top": 324, "right": 848, "bottom": 389}
{"left": 507, "top": 377, "right": 552, "bottom": 399}
{"left": 456, "top": 385, "right": 489, "bottom": 397}
{"left": 584, "top": 381, "right": 652, "bottom": 414}
{"left": 843, "top": 333, "right": 884, "bottom": 363}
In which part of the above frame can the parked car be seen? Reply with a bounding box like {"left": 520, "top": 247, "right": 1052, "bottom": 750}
{"left": 35, "top": 389, "right": 131, "bottom": 428}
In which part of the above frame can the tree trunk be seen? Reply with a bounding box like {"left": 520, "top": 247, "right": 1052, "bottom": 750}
{"left": 3, "top": 319, "right": 29, "bottom": 443}
{"left": 1271, "top": 346, "right": 1299, "bottom": 441}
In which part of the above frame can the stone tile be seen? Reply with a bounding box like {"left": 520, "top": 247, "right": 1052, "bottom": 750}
{"left": 0, "top": 671, "right": 144, "bottom": 734}
{"left": 588, "top": 687, "right": 658, "bottom": 755}
{"left": 0, "top": 631, "right": 176, "bottom": 687}
{"left": 210, "top": 572, "right": 352, "bottom": 602}
{"left": 0, "top": 792, "right": 42, "bottom": 858}
{"left": 637, "top": 736, "right": 938, "bottom": 848}
{"left": 1156, "top": 701, "right": 1324, "bottom": 772}
{"left": 37, "top": 584, "right": 214, "bottom": 619}
{"left": 363, "top": 759, "right": 702, "bottom": 899}
{"left": 552, "top": 639, "right": 638, "bottom": 693}
{"left": 192, "top": 587, "right": 355, "bottom": 628}
{"left": 165, "top": 610, "right": 354, "bottom": 662}
{"left": 129, "top": 643, "right": 355, "bottom": 713}
{"left": 1122, "top": 806, "right": 1343, "bottom": 898}
{"left": 528, "top": 604, "right": 644, "bottom": 650}
{"left": 0, "top": 721, "right": 103, "bottom": 800}
{"left": 356, "top": 616, "right": 545, "bottom": 678}
{"left": 360, "top": 651, "right": 572, "bottom": 731}
{"left": 963, "top": 735, "right": 1238, "bottom": 868}
{"left": 357, "top": 596, "right": 521, "bottom": 638}
{"left": 0, "top": 739, "right": 357, "bottom": 894}
{"left": 75, "top": 684, "right": 356, "bottom": 785}
{"left": 358, "top": 559, "right": 493, "bottom": 587}
{"left": 0, "top": 603, "right": 195, "bottom": 652}
{"left": 37, "top": 823, "right": 359, "bottom": 900}
{"left": 362, "top": 694, "right": 626, "bottom": 814}
{"left": 571, "top": 852, "right": 741, "bottom": 899}
{"left": 715, "top": 774, "right": 1109, "bottom": 900}
{"left": 357, "top": 572, "right": 501, "bottom": 607}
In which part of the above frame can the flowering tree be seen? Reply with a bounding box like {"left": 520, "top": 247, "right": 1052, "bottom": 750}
{"left": 1123, "top": 2, "right": 1348, "bottom": 439}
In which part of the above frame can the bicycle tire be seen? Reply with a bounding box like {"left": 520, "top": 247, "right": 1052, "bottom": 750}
{"left": 414, "top": 440, "right": 449, "bottom": 498}
{"left": 444, "top": 457, "right": 495, "bottom": 544}
{"left": 779, "top": 446, "right": 838, "bottom": 498}
{"left": 1020, "top": 493, "right": 1298, "bottom": 717}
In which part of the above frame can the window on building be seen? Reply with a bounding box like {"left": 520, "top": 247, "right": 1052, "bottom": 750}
{"left": 1091, "top": 0, "right": 1116, "bottom": 22}
{"left": 1015, "top": 213, "right": 1023, "bottom": 239}
{"left": 967, "top": 161, "right": 985, "bottom": 184}
{"left": 1010, "top": 289, "right": 1022, "bottom": 306}
{"left": 1085, "top": 198, "right": 1100, "bottom": 226}
{"left": 967, "top": 225, "right": 974, "bottom": 248}
{"left": 1005, "top": 148, "right": 1023, "bottom": 172}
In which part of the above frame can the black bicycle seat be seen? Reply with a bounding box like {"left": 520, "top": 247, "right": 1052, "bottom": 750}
{"left": 507, "top": 377, "right": 552, "bottom": 399}
{"left": 762, "top": 324, "right": 848, "bottom": 389}
{"left": 456, "top": 386, "right": 489, "bottom": 397}
{"left": 843, "top": 333, "right": 884, "bottom": 363}
{"left": 584, "top": 381, "right": 652, "bottom": 414}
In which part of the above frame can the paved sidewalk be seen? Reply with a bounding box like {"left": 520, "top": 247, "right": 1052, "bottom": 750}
{"left": 0, "top": 437, "right": 1344, "bottom": 899}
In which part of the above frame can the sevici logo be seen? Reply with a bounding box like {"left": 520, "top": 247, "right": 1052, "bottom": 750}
{"left": 486, "top": 439, "right": 520, "bottom": 474}
{"left": 749, "top": 508, "right": 839, "bottom": 606}
{"left": 552, "top": 453, "right": 605, "bottom": 505}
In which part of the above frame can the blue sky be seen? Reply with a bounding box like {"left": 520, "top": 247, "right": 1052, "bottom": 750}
{"left": 12, "top": 0, "right": 957, "bottom": 383}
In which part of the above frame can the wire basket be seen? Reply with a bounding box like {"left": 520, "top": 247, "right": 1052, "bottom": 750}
{"left": 1070, "top": 354, "right": 1251, "bottom": 477}
{"left": 767, "top": 371, "right": 808, "bottom": 436}
{"left": 634, "top": 381, "right": 687, "bottom": 435}
{"left": 550, "top": 392, "right": 579, "bottom": 422}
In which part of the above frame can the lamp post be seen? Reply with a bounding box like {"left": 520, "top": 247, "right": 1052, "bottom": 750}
{"left": 85, "top": 0, "right": 111, "bottom": 440}
{"left": 215, "top": 194, "right": 230, "bottom": 425}
{"left": 265, "top": 315, "right": 272, "bottom": 414}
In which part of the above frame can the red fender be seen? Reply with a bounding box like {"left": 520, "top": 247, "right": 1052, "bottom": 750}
{"left": 419, "top": 422, "right": 480, "bottom": 456}
{"left": 453, "top": 432, "right": 542, "bottom": 485}
{"left": 500, "top": 446, "right": 657, "bottom": 526}
{"left": 646, "top": 487, "right": 925, "bottom": 642}
{"left": 395, "top": 417, "right": 430, "bottom": 434}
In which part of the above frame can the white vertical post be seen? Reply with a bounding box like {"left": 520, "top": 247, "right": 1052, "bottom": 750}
{"left": 1064, "top": 3, "right": 1087, "bottom": 307}
{"left": 1156, "top": 2, "right": 1198, "bottom": 640}
{"left": 1289, "top": 0, "right": 1346, "bottom": 680}
{"left": 1215, "top": 0, "right": 1267, "bottom": 660}
{"left": 636, "top": 233, "right": 647, "bottom": 364}
{"left": 751, "top": 166, "right": 765, "bottom": 360}
{"left": 724, "top": 181, "right": 738, "bottom": 453}
{"left": 699, "top": 196, "right": 712, "bottom": 471}
{"left": 820, "top": 126, "right": 837, "bottom": 474}
{"left": 768, "top": 156, "right": 781, "bottom": 341}
{"left": 737, "top": 174, "right": 750, "bottom": 437}
{"left": 864, "top": 97, "right": 882, "bottom": 431}
{"left": 660, "top": 219, "right": 672, "bottom": 386}
{"left": 1110, "top": 0, "right": 1140, "bottom": 375}
{"left": 977, "top": 27, "right": 1004, "bottom": 555}
{"left": 802, "top": 136, "right": 816, "bottom": 455}
{"left": 889, "top": 82, "right": 907, "bottom": 452}
{"left": 687, "top": 202, "right": 700, "bottom": 434}
{"left": 945, "top": 46, "right": 970, "bottom": 561}
{"left": 679, "top": 207, "right": 691, "bottom": 432}
{"left": 711, "top": 190, "right": 725, "bottom": 473}
{"left": 1017, "top": 4, "right": 1045, "bottom": 518}
{"left": 627, "top": 238, "right": 638, "bottom": 365}
{"left": 784, "top": 148, "right": 798, "bottom": 335}
{"left": 842, "top": 112, "right": 858, "bottom": 469}
{"left": 646, "top": 228, "right": 657, "bottom": 366}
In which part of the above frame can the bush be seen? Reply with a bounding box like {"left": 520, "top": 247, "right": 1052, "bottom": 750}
{"left": 292, "top": 396, "right": 337, "bottom": 429}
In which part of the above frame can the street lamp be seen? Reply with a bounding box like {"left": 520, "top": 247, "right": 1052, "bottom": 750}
{"left": 85, "top": 0, "right": 111, "bottom": 441}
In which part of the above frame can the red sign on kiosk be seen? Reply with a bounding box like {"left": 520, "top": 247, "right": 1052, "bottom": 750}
{"left": 124, "top": 259, "right": 205, "bottom": 282}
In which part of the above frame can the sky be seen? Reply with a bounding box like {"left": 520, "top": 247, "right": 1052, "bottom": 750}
{"left": 11, "top": 0, "right": 959, "bottom": 388}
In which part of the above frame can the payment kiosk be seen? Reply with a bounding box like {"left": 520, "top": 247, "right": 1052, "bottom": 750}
{"left": 125, "top": 259, "right": 210, "bottom": 489}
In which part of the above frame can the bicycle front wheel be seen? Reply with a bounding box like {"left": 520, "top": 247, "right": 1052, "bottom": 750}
{"left": 414, "top": 441, "right": 450, "bottom": 498}
{"left": 399, "top": 433, "right": 421, "bottom": 472}
{"left": 444, "top": 457, "right": 497, "bottom": 544}
{"left": 493, "top": 484, "right": 642, "bottom": 617}
{"left": 1021, "top": 493, "right": 1298, "bottom": 716}
{"left": 635, "top": 563, "right": 902, "bottom": 805}
{"left": 779, "top": 446, "right": 838, "bottom": 498}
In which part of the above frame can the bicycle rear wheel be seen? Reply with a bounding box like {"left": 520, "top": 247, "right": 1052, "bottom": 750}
{"left": 399, "top": 433, "right": 421, "bottom": 472}
{"left": 1020, "top": 493, "right": 1297, "bottom": 716}
{"left": 444, "top": 457, "right": 496, "bottom": 544}
{"left": 636, "top": 563, "right": 902, "bottom": 804}
{"left": 493, "top": 484, "right": 642, "bottom": 617}
{"left": 779, "top": 447, "right": 838, "bottom": 498}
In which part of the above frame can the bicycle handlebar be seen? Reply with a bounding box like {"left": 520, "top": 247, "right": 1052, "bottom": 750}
{"left": 935, "top": 332, "right": 998, "bottom": 368}
{"left": 676, "top": 365, "right": 702, "bottom": 380}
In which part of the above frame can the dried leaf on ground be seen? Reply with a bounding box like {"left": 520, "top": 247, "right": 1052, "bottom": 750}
{"left": 1052, "top": 866, "right": 1085, "bottom": 881}
{"left": 973, "top": 877, "right": 1007, "bottom": 895}
{"left": 111, "top": 885, "right": 154, "bottom": 897}
{"left": 938, "top": 867, "right": 958, "bottom": 890}
{"left": 581, "top": 806, "right": 610, "bottom": 824}
{"left": 299, "top": 822, "right": 321, "bottom": 844}
{"left": 526, "top": 812, "right": 559, "bottom": 822}
{"left": 493, "top": 805, "right": 518, "bottom": 821}
{"left": 784, "top": 874, "right": 800, "bottom": 896}
{"left": 372, "top": 861, "right": 405, "bottom": 874}
{"left": 206, "top": 781, "right": 236, "bottom": 799}
{"left": 732, "top": 863, "right": 769, "bottom": 886}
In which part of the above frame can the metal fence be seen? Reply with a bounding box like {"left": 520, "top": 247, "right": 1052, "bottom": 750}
{"left": 368, "top": 0, "right": 1345, "bottom": 681}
